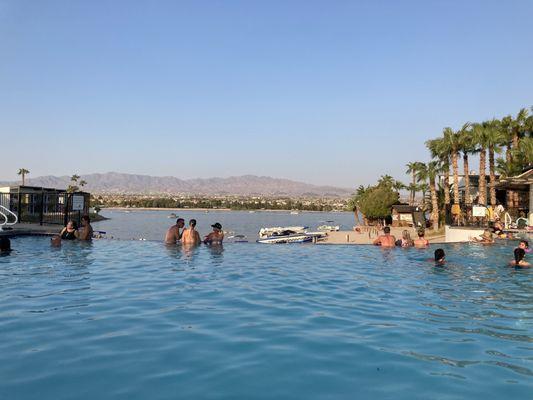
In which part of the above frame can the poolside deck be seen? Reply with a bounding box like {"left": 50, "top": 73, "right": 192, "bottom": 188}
{"left": 318, "top": 228, "right": 446, "bottom": 245}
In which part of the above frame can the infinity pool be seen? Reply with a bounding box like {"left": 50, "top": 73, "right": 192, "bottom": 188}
{"left": 0, "top": 237, "right": 531, "bottom": 399}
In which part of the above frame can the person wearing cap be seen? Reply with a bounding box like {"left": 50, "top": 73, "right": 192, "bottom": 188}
{"left": 165, "top": 218, "right": 185, "bottom": 244}
{"left": 204, "top": 222, "right": 224, "bottom": 244}
{"left": 472, "top": 229, "right": 494, "bottom": 244}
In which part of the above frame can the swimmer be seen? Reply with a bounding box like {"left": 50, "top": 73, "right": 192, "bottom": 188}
{"left": 518, "top": 240, "right": 530, "bottom": 253}
{"left": 60, "top": 220, "right": 79, "bottom": 240}
{"left": 510, "top": 248, "right": 530, "bottom": 267}
{"left": 373, "top": 226, "right": 396, "bottom": 247}
{"left": 434, "top": 248, "right": 445, "bottom": 264}
{"left": 413, "top": 229, "right": 429, "bottom": 248}
{"left": 0, "top": 237, "right": 12, "bottom": 253}
{"left": 181, "top": 219, "right": 201, "bottom": 245}
{"left": 50, "top": 235, "right": 62, "bottom": 247}
{"left": 396, "top": 230, "right": 414, "bottom": 247}
{"left": 204, "top": 222, "right": 224, "bottom": 244}
{"left": 78, "top": 215, "right": 93, "bottom": 241}
{"left": 472, "top": 229, "right": 494, "bottom": 244}
{"left": 165, "top": 218, "right": 185, "bottom": 244}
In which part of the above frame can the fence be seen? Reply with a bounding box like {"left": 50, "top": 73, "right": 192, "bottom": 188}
{"left": 0, "top": 191, "right": 90, "bottom": 226}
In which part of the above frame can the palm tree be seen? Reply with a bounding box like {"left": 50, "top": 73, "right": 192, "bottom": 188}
{"left": 347, "top": 185, "right": 366, "bottom": 226}
{"left": 416, "top": 162, "right": 440, "bottom": 231}
{"left": 512, "top": 108, "right": 529, "bottom": 150}
{"left": 405, "top": 162, "right": 424, "bottom": 205}
{"left": 426, "top": 138, "right": 451, "bottom": 206}
{"left": 471, "top": 123, "right": 487, "bottom": 205}
{"left": 457, "top": 123, "right": 473, "bottom": 204}
{"left": 17, "top": 168, "right": 30, "bottom": 186}
{"left": 442, "top": 127, "right": 461, "bottom": 206}
{"left": 483, "top": 119, "right": 504, "bottom": 206}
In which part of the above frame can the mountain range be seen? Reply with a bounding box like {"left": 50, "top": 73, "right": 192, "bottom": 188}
{"left": 0, "top": 172, "right": 352, "bottom": 197}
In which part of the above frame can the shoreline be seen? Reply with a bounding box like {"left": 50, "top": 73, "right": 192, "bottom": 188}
{"left": 102, "top": 207, "right": 350, "bottom": 213}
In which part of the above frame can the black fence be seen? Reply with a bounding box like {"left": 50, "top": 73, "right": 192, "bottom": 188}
{"left": 0, "top": 191, "right": 90, "bottom": 226}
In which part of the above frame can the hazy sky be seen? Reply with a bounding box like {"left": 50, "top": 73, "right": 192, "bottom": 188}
{"left": 1, "top": 0, "right": 532, "bottom": 188}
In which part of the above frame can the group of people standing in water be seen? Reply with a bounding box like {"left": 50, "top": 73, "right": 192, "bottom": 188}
{"left": 165, "top": 218, "right": 224, "bottom": 245}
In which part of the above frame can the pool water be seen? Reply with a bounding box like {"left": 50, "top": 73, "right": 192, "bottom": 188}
{"left": 0, "top": 237, "right": 531, "bottom": 399}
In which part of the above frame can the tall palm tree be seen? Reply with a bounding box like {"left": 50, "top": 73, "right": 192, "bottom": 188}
{"left": 405, "top": 162, "right": 424, "bottom": 205}
{"left": 17, "top": 168, "right": 30, "bottom": 186}
{"left": 426, "top": 138, "right": 451, "bottom": 206}
{"left": 471, "top": 123, "right": 487, "bottom": 205}
{"left": 512, "top": 108, "right": 529, "bottom": 150}
{"left": 457, "top": 123, "right": 473, "bottom": 204}
{"left": 483, "top": 119, "right": 504, "bottom": 206}
{"left": 500, "top": 115, "right": 514, "bottom": 165}
{"left": 442, "top": 127, "right": 461, "bottom": 206}
{"left": 416, "top": 161, "right": 440, "bottom": 231}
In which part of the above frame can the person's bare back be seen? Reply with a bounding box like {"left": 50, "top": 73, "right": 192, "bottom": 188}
{"left": 372, "top": 227, "right": 396, "bottom": 247}
{"left": 182, "top": 219, "right": 201, "bottom": 245}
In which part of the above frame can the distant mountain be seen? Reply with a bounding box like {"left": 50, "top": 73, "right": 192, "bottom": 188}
{"left": 0, "top": 172, "right": 352, "bottom": 197}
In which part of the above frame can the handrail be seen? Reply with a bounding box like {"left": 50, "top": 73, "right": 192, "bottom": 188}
{"left": 504, "top": 212, "right": 512, "bottom": 229}
{"left": 0, "top": 205, "right": 18, "bottom": 226}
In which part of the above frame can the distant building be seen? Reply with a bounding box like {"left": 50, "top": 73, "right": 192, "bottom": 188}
{"left": 391, "top": 205, "right": 426, "bottom": 228}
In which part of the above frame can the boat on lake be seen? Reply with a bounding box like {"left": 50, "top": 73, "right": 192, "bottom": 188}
{"left": 257, "top": 226, "right": 313, "bottom": 244}
{"left": 317, "top": 221, "right": 340, "bottom": 231}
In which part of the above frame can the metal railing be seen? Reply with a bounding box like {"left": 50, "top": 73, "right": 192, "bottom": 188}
{"left": 0, "top": 191, "right": 90, "bottom": 226}
{"left": 0, "top": 205, "right": 18, "bottom": 231}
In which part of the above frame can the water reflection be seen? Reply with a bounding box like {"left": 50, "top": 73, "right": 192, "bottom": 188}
{"left": 206, "top": 244, "right": 224, "bottom": 264}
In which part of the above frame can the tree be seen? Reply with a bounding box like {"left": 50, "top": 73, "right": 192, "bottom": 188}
{"left": 67, "top": 174, "right": 82, "bottom": 193}
{"left": 471, "top": 123, "right": 487, "bottom": 205}
{"left": 426, "top": 138, "right": 451, "bottom": 206}
{"left": 347, "top": 185, "right": 366, "bottom": 225}
{"left": 457, "top": 123, "right": 473, "bottom": 204}
{"left": 416, "top": 161, "right": 440, "bottom": 231}
{"left": 17, "top": 168, "right": 30, "bottom": 186}
{"left": 406, "top": 162, "right": 424, "bottom": 205}
{"left": 482, "top": 119, "right": 504, "bottom": 206}
{"left": 356, "top": 183, "right": 399, "bottom": 223}
{"left": 442, "top": 127, "right": 461, "bottom": 206}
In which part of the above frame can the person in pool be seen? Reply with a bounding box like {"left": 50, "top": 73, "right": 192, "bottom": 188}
{"left": 414, "top": 229, "right": 430, "bottom": 248}
{"left": 373, "top": 226, "right": 396, "bottom": 247}
{"left": 396, "top": 230, "right": 414, "bottom": 247}
{"left": 472, "top": 229, "right": 494, "bottom": 244}
{"left": 0, "top": 237, "right": 12, "bottom": 253}
{"left": 434, "top": 248, "right": 446, "bottom": 264}
{"left": 78, "top": 215, "right": 93, "bottom": 241}
{"left": 204, "top": 222, "right": 224, "bottom": 244}
{"left": 181, "top": 219, "right": 201, "bottom": 245}
{"left": 518, "top": 240, "right": 530, "bottom": 253}
{"left": 165, "top": 218, "right": 185, "bottom": 244}
{"left": 511, "top": 248, "right": 530, "bottom": 267}
{"left": 60, "top": 220, "right": 79, "bottom": 240}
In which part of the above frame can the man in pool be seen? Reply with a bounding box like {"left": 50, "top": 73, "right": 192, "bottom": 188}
{"left": 204, "top": 222, "right": 224, "bottom": 244}
{"left": 511, "top": 248, "right": 530, "bottom": 267}
{"left": 165, "top": 218, "right": 185, "bottom": 244}
{"left": 79, "top": 215, "right": 93, "bottom": 241}
{"left": 413, "top": 229, "right": 429, "bottom": 248}
{"left": 373, "top": 226, "right": 396, "bottom": 247}
{"left": 0, "top": 237, "right": 11, "bottom": 253}
{"left": 181, "top": 219, "right": 201, "bottom": 245}
{"left": 434, "top": 248, "right": 445, "bottom": 264}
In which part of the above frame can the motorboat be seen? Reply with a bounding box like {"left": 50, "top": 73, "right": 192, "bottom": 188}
{"left": 290, "top": 211, "right": 299, "bottom": 215}
{"left": 227, "top": 234, "right": 248, "bottom": 243}
{"left": 168, "top": 212, "right": 178, "bottom": 219}
{"left": 257, "top": 230, "right": 313, "bottom": 244}
{"left": 317, "top": 221, "right": 340, "bottom": 231}
{"left": 259, "top": 226, "right": 307, "bottom": 238}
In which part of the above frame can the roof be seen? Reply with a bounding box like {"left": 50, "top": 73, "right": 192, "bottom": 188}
{"left": 497, "top": 167, "right": 533, "bottom": 187}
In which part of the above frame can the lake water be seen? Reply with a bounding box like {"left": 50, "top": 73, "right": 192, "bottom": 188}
{"left": 93, "top": 209, "right": 358, "bottom": 241}
{"left": 0, "top": 237, "right": 531, "bottom": 399}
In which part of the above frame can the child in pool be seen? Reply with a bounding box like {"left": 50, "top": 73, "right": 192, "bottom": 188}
{"left": 434, "top": 248, "right": 445, "bottom": 264}
{"left": 518, "top": 240, "right": 530, "bottom": 253}
{"left": 510, "top": 248, "right": 530, "bottom": 267}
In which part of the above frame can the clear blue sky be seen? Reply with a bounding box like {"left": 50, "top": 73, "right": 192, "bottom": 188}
{"left": 1, "top": 0, "right": 532, "bottom": 187}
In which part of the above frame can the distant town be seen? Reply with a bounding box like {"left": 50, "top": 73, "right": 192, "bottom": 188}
{"left": 92, "top": 193, "right": 351, "bottom": 212}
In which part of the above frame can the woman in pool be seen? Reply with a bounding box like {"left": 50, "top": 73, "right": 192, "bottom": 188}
{"left": 472, "top": 229, "right": 494, "bottom": 244}
{"left": 511, "top": 248, "right": 530, "bottom": 267}
{"left": 204, "top": 222, "right": 224, "bottom": 245}
{"left": 396, "top": 230, "right": 414, "bottom": 247}
{"left": 413, "top": 229, "right": 429, "bottom": 248}
{"left": 518, "top": 240, "right": 530, "bottom": 253}
{"left": 60, "top": 220, "right": 79, "bottom": 240}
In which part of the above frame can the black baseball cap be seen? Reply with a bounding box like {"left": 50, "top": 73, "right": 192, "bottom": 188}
{"left": 211, "top": 223, "right": 222, "bottom": 230}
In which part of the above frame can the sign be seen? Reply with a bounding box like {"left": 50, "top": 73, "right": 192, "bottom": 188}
{"left": 472, "top": 206, "right": 486, "bottom": 217}
{"left": 72, "top": 195, "right": 84, "bottom": 211}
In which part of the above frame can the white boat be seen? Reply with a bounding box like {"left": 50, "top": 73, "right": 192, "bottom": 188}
{"left": 290, "top": 211, "right": 299, "bottom": 215}
{"left": 257, "top": 231, "right": 313, "bottom": 244}
{"left": 259, "top": 226, "right": 307, "bottom": 238}
{"left": 317, "top": 221, "right": 340, "bottom": 231}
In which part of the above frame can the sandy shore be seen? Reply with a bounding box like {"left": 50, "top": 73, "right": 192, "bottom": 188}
{"left": 318, "top": 228, "right": 446, "bottom": 245}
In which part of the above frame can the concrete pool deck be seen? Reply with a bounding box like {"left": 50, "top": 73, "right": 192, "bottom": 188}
{"left": 0, "top": 223, "right": 59, "bottom": 237}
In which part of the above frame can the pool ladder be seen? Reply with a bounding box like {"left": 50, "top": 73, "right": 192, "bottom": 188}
{"left": 0, "top": 205, "right": 18, "bottom": 231}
